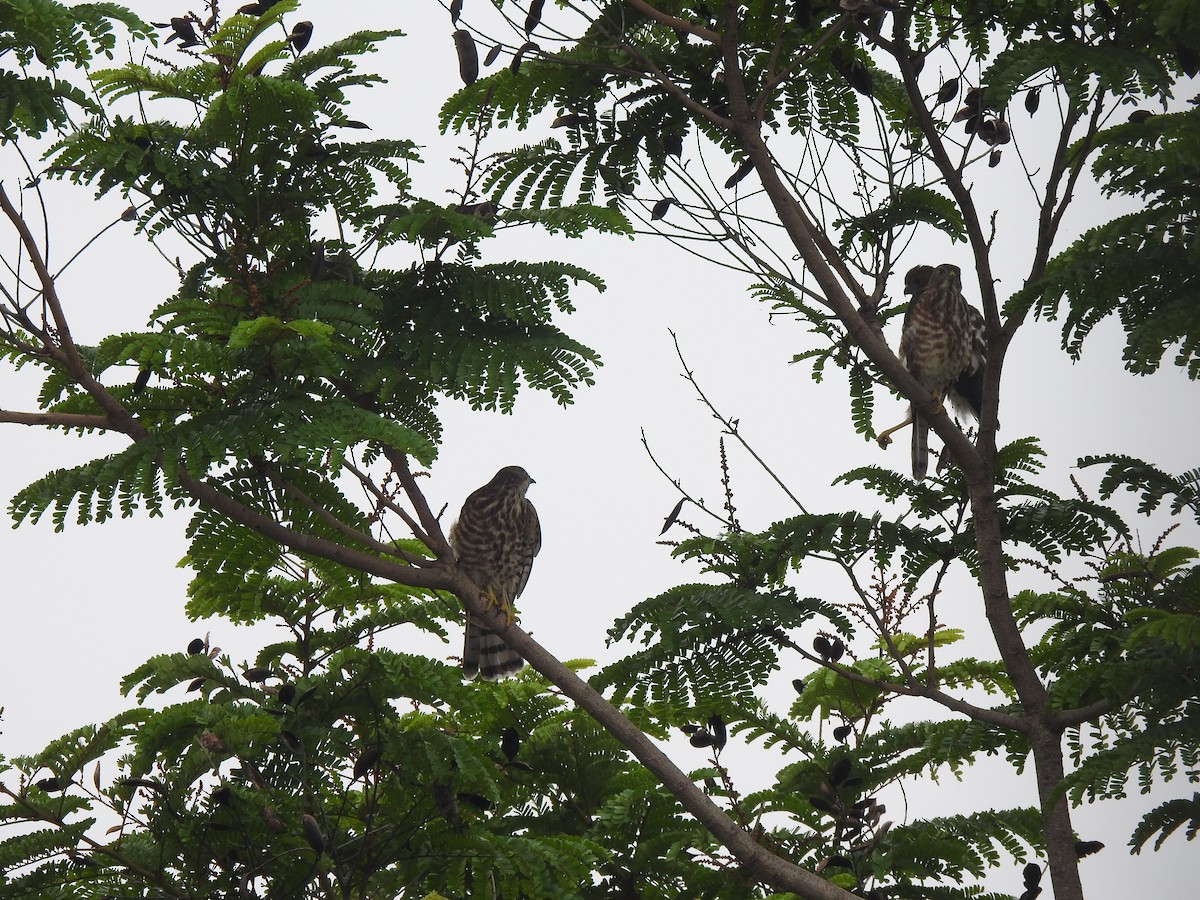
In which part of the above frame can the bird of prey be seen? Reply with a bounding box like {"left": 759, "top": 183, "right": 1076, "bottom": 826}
{"left": 876, "top": 264, "right": 986, "bottom": 479}
{"left": 449, "top": 466, "right": 541, "bottom": 680}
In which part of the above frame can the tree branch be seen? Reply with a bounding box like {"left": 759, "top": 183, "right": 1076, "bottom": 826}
{"left": 0, "top": 408, "right": 112, "bottom": 429}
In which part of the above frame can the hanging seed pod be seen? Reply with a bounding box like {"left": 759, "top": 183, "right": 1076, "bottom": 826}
{"left": 484, "top": 43, "right": 503, "bottom": 66}
{"left": 501, "top": 727, "right": 520, "bottom": 761}
{"left": 651, "top": 197, "right": 676, "bottom": 221}
{"left": 828, "top": 757, "right": 853, "bottom": 785}
{"left": 287, "top": 21, "right": 312, "bottom": 52}
{"left": 301, "top": 814, "right": 325, "bottom": 854}
{"left": 453, "top": 29, "right": 479, "bottom": 85}
{"left": 708, "top": 714, "right": 727, "bottom": 749}
{"left": 1025, "top": 88, "right": 1041, "bottom": 115}
{"left": 525, "top": 0, "right": 544, "bottom": 34}
{"left": 989, "top": 148, "right": 1002, "bottom": 167}
{"left": 510, "top": 41, "right": 539, "bottom": 74}
{"left": 353, "top": 746, "right": 382, "bottom": 779}
{"left": 725, "top": 159, "right": 754, "bottom": 188}
{"left": 450, "top": 0, "right": 463, "bottom": 24}
{"left": 933, "top": 76, "right": 959, "bottom": 106}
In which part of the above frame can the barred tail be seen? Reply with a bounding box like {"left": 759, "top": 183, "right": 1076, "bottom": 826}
{"left": 463, "top": 616, "right": 524, "bottom": 681}
{"left": 911, "top": 412, "right": 929, "bottom": 481}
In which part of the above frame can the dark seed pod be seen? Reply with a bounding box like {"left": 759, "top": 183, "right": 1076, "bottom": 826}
{"left": 453, "top": 29, "right": 479, "bottom": 85}
{"left": 187, "top": 638, "right": 205, "bottom": 654}
{"left": 1127, "top": 109, "right": 1153, "bottom": 124}
{"left": 828, "top": 757, "right": 852, "bottom": 786}
{"left": 708, "top": 714, "right": 727, "bottom": 749}
{"left": 211, "top": 785, "right": 232, "bottom": 805}
{"left": 809, "top": 795, "right": 837, "bottom": 814}
{"left": 261, "top": 805, "right": 286, "bottom": 833}
{"left": 989, "top": 148, "right": 1002, "bottom": 168}
{"left": 934, "top": 76, "right": 959, "bottom": 106}
{"left": 1074, "top": 840, "right": 1104, "bottom": 858}
{"left": 186, "top": 677, "right": 206, "bottom": 692}
{"left": 651, "top": 197, "right": 676, "bottom": 221}
{"left": 813, "top": 635, "right": 833, "bottom": 658}
{"left": 827, "top": 638, "right": 845, "bottom": 663}
{"left": 663, "top": 133, "right": 684, "bottom": 157}
{"left": 845, "top": 60, "right": 873, "bottom": 96}
{"left": 459, "top": 792, "right": 492, "bottom": 811}
{"left": 484, "top": 43, "right": 503, "bottom": 67}
{"left": 301, "top": 813, "right": 325, "bottom": 854}
{"left": 1023, "top": 863, "right": 1042, "bottom": 888}
{"left": 963, "top": 114, "right": 980, "bottom": 134}
{"left": 525, "top": 0, "right": 544, "bottom": 34}
{"left": 1094, "top": 0, "right": 1116, "bottom": 22}
{"left": 279, "top": 731, "right": 302, "bottom": 753}
{"left": 963, "top": 86, "right": 984, "bottom": 110}
{"left": 510, "top": 41, "right": 539, "bottom": 74}
{"left": 450, "top": 0, "right": 463, "bottom": 24}
{"left": 243, "top": 667, "right": 271, "bottom": 683}
{"left": 1178, "top": 44, "right": 1200, "bottom": 79}
{"left": 833, "top": 724, "right": 852, "bottom": 742}
{"left": 792, "top": 678, "right": 806, "bottom": 693}
{"left": 551, "top": 113, "right": 588, "bottom": 128}
{"left": 121, "top": 777, "right": 166, "bottom": 794}
{"left": 689, "top": 731, "right": 715, "bottom": 748}
{"left": 1025, "top": 88, "right": 1040, "bottom": 115}
{"left": 660, "top": 496, "right": 686, "bottom": 532}
{"left": 725, "top": 159, "right": 754, "bottom": 189}
{"left": 288, "top": 21, "right": 312, "bottom": 53}
{"left": 36, "top": 777, "right": 62, "bottom": 792}
{"left": 501, "top": 727, "right": 520, "bottom": 761}
{"left": 353, "top": 746, "right": 382, "bottom": 779}
{"left": 277, "top": 684, "right": 296, "bottom": 705}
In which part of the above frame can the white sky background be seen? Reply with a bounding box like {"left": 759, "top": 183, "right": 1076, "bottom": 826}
{"left": 0, "top": 2, "right": 1196, "bottom": 897}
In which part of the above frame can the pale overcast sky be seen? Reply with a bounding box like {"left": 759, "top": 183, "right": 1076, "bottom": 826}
{"left": 1, "top": 4, "right": 1196, "bottom": 898}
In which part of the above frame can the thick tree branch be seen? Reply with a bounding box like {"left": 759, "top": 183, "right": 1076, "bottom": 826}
{"left": 624, "top": 0, "right": 720, "bottom": 44}
{"left": 0, "top": 408, "right": 112, "bottom": 429}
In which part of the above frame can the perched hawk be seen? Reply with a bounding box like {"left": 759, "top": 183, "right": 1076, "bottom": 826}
{"left": 877, "top": 264, "right": 986, "bottom": 479}
{"left": 449, "top": 466, "right": 541, "bottom": 680}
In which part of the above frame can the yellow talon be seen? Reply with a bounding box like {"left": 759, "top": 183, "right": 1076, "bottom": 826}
{"left": 484, "top": 587, "right": 515, "bottom": 625}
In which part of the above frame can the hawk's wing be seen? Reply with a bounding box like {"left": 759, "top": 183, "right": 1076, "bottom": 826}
{"left": 511, "top": 500, "right": 541, "bottom": 600}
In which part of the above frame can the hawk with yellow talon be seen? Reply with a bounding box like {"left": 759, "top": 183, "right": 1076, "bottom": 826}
{"left": 449, "top": 466, "right": 541, "bottom": 680}
{"left": 876, "top": 264, "right": 986, "bottom": 480}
